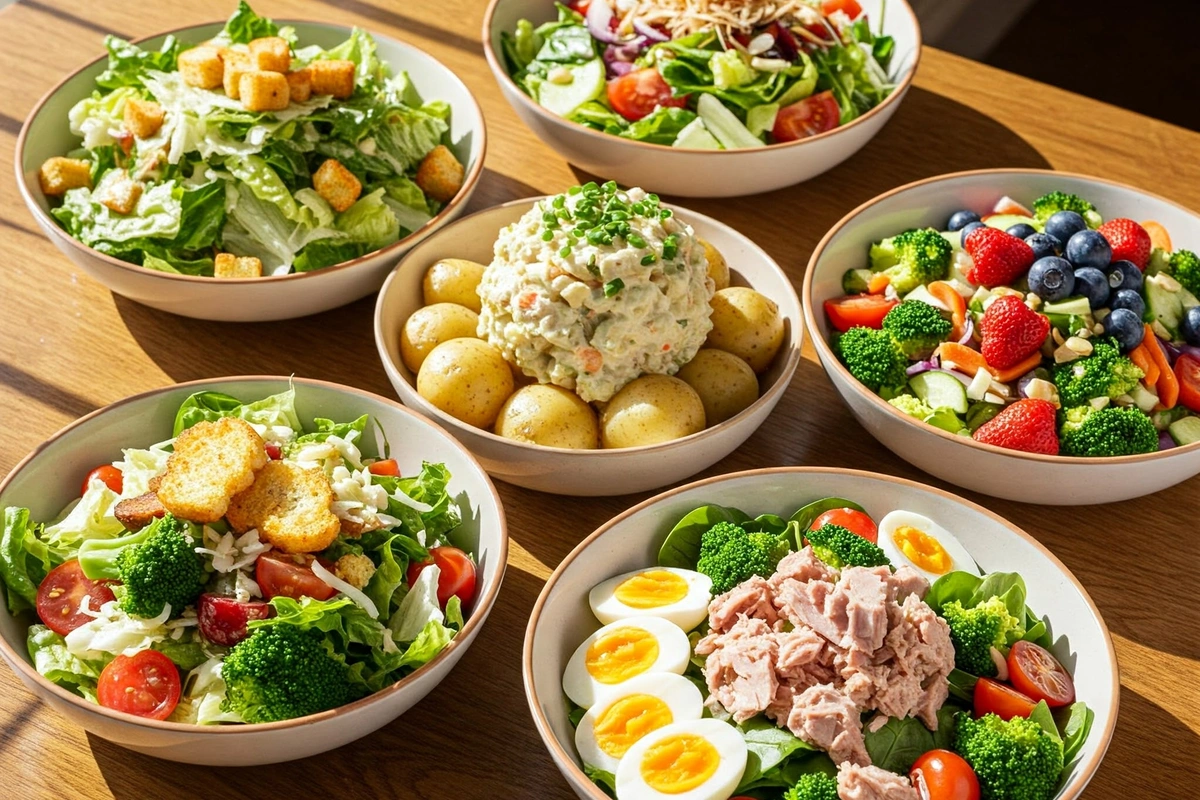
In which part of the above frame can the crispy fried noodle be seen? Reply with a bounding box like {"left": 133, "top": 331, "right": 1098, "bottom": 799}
{"left": 612, "top": 0, "right": 825, "bottom": 39}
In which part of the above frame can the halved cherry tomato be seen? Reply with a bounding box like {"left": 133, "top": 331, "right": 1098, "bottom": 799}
{"left": 810, "top": 508, "right": 878, "bottom": 543}
{"left": 821, "top": 0, "right": 863, "bottom": 18}
{"left": 772, "top": 91, "right": 840, "bottom": 142}
{"left": 36, "top": 560, "right": 117, "bottom": 636}
{"left": 1008, "top": 640, "right": 1076, "bottom": 708}
{"left": 81, "top": 464, "right": 122, "bottom": 496}
{"left": 256, "top": 553, "right": 337, "bottom": 602}
{"left": 973, "top": 677, "right": 1036, "bottom": 720}
{"left": 368, "top": 458, "right": 400, "bottom": 477}
{"left": 1175, "top": 354, "right": 1200, "bottom": 413}
{"left": 824, "top": 294, "right": 898, "bottom": 332}
{"left": 97, "top": 650, "right": 181, "bottom": 720}
{"left": 910, "top": 749, "right": 981, "bottom": 800}
{"left": 406, "top": 546, "right": 477, "bottom": 609}
{"left": 264, "top": 442, "right": 282, "bottom": 460}
{"left": 990, "top": 196, "right": 1033, "bottom": 217}
{"left": 569, "top": 0, "right": 592, "bottom": 14}
{"left": 197, "top": 594, "right": 274, "bottom": 647}
{"left": 606, "top": 69, "right": 686, "bottom": 122}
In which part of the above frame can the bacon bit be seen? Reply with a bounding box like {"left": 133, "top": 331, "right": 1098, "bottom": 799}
{"left": 115, "top": 131, "right": 135, "bottom": 157}
{"left": 518, "top": 292, "right": 538, "bottom": 310}
{"left": 577, "top": 347, "right": 603, "bottom": 373}
{"left": 662, "top": 343, "right": 671, "bottom": 351}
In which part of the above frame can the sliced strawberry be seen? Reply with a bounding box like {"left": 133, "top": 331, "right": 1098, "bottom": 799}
{"left": 1097, "top": 218, "right": 1152, "bottom": 270}
{"left": 980, "top": 295, "right": 1050, "bottom": 370}
{"left": 973, "top": 398, "right": 1059, "bottom": 455}
{"left": 964, "top": 227, "right": 1035, "bottom": 288}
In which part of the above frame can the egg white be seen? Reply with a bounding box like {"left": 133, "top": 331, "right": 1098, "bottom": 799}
{"left": 563, "top": 616, "right": 692, "bottom": 709}
{"left": 877, "top": 510, "right": 978, "bottom": 583}
{"left": 575, "top": 673, "right": 705, "bottom": 774}
{"left": 614, "top": 718, "right": 748, "bottom": 800}
{"left": 589, "top": 567, "right": 713, "bottom": 631}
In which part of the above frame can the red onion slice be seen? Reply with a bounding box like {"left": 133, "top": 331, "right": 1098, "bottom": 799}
{"left": 957, "top": 317, "right": 974, "bottom": 345}
{"left": 633, "top": 19, "right": 670, "bottom": 42}
{"left": 1160, "top": 431, "right": 1178, "bottom": 450}
{"left": 586, "top": 0, "right": 627, "bottom": 45}
{"left": 906, "top": 360, "right": 937, "bottom": 376}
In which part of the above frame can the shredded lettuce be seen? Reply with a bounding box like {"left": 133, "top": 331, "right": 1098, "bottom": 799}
{"left": 42, "top": 482, "right": 125, "bottom": 551}
{"left": 28, "top": 625, "right": 109, "bottom": 702}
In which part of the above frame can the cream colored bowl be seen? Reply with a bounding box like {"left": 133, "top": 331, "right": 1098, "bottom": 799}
{"left": 524, "top": 467, "right": 1118, "bottom": 799}
{"left": 482, "top": 0, "right": 919, "bottom": 198}
{"left": 0, "top": 377, "right": 507, "bottom": 765}
{"left": 374, "top": 197, "right": 801, "bottom": 496}
{"left": 15, "top": 21, "right": 486, "bottom": 322}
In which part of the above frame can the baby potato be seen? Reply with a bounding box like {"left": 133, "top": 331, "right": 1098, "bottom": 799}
{"left": 706, "top": 286, "right": 784, "bottom": 373}
{"left": 494, "top": 384, "right": 599, "bottom": 449}
{"left": 422, "top": 258, "right": 487, "bottom": 312}
{"left": 400, "top": 303, "right": 480, "bottom": 372}
{"left": 417, "top": 339, "right": 514, "bottom": 429}
{"left": 699, "top": 238, "right": 730, "bottom": 290}
{"left": 676, "top": 349, "right": 760, "bottom": 425}
{"left": 600, "top": 375, "right": 705, "bottom": 449}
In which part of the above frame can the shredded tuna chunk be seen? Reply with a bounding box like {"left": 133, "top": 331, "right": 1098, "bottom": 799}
{"left": 696, "top": 616, "right": 778, "bottom": 722}
{"left": 837, "top": 762, "right": 920, "bottom": 800}
{"left": 770, "top": 547, "right": 837, "bottom": 588}
{"left": 707, "top": 575, "right": 779, "bottom": 633}
{"left": 787, "top": 684, "right": 869, "bottom": 767}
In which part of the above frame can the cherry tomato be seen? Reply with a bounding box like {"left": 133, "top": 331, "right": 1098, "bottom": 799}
{"left": 256, "top": 553, "right": 337, "bottom": 602}
{"left": 772, "top": 91, "right": 841, "bottom": 142}
{"left": 823, "top": 294, "right": 898, "bottom": 332}
{"left": 973, "top": 677, "right": 1036, "bottom": 720}
{"left": 406, "top": 546, "right": 477, "bottom": 609}
{"left": 569, "top": 0, "right": 592, "bottom": 14}
{"left": 1175, "top": 354, "right": 1200, "bottom": 413}
{"left": 821, "top": 0, "right": 863, "bottom": 18}
{"left": 810, "top": 508, "right": 878, "bottom": 543}
{"left": 1007, "top": 640, "right": 1076, "bottom": 708}
{"left": 264, "top": 442, "right": 282, "bottom": 460}
{"left": 910, "top": 749, "right": 980, "bottom": 800}
{"left": 36, "top": 560, "right": 117, "bottom": 636}
{"left": 197, "top": 593, "right": 274, "bottom": 646}
{"left": 81, "top": 464, "right": 123, "bottom": 496}
{"left": 606, "top": 69, "right": 686, "bottom": 122}
{"left": 368, "top": 458, "right": 400, "bottom": 477}
{"left": 989, "top": 196, "right": 1034, "bottom": 217}
{"left": 97, "top": 649, "right": 181, "bottom": 720}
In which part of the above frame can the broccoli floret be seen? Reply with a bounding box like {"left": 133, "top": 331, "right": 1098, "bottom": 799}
{"left": 882, "top": 300, "right": 953, "bottom": 358}
{"left": 1051, "top": 338, "right": 1143, "bottom": 407}
{"left": 1059, "top": 405, "right": 1158, "bottom": 457}
{"left": 77, "top": 513, "right": 205, "bottom": 619}
{"left": 869, "top": 228, "right": 952, "bottom": 294}
{"left": 940, "top": 597, "right": 1024, "bottom": 677}
{"left": 888, "top": 394, "right": 934, "bottom": 419}
{"left": 805, "top": 524, "right": 890, "bottom": 570}
{"left": 783, "top": 773, "right": 839, "bottom": 800}
{"left": 1169, "top": 249, "right": 1200, "bottom": 297}
{"left": 835, "top": 327, "right": 909, "bottom": 392}
{"left": 221, "top": 624, "right": 361, "bottom": 723}
{"left": 1031, "top": 191, "right": 1102, "bottom": 228}
{"left": 697, "top": 521, "right": 790, "bottom": 594}
{"left": 954, "top": 712, "right": 1064, "bottom": 800}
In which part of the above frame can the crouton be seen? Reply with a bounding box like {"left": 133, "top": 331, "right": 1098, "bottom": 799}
{"left": 97, "top": 172, "right": 144, "bottom": 215}
{"left": 114, "top": 492, "right": 166, "bottom": 532}
{"left": 313, "top": 158, "right": 362, "bottom": 213}
{"left": 339, "top": 515, "right": 384, "bottom": 538}
{"left": 334, "top": 553, "right": 377, "bottom": 589}
{"left": 285, "top": 68, "right": 312, "bottom": 103}
{"left": 214, "top": 253, "right": 263, "bottom": 279}
{"left": 222, "top": 49, "right": 252, "bottom": 99}
{"left": 248, "top": 36, "right": 291, "bottom": 72}
{"left": 309, "top": 59, "right": 356, "bottom": 99}
{"left": 414, "top": 145, "right": 464, "bottom": 204}
{"left": 240, "top": 70, "right": 290, "bottom": 112}
{"left": 225, "top": 460, "right": 340, "bottom": 554}
{"left": 38, "top": 157, "right": 92, "bottom": 196}
{"left": 157, "top": 417, "right": 268, "bottom": 524}
{"left": 123, "top": 97, "right": 165, "bottom": 139}
{"left": 178, "top": 45, "right": 224, "bottom": 89}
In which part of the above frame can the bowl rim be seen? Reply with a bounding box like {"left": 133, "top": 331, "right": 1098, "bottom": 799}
{"left": 802, "top": 167, "right": 1200, "bottom": 466}
{"left": 0, "top": 375, "right": 509, "bottom": 734}
{"left": 373, "top": 194, "right": 803, "bottom": 456}
{"left": 480, "top": 0, "right": 921, "bottom": 156}
{"left": 521, "top": 465, "right": 1120, "bottom": 800}
{"left": 14, "top": 18, "right": 488, "bottom": 286}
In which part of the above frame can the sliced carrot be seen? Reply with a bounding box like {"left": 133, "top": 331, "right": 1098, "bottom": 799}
{"left": 928, "top": 281, "right": 968, "bottom": 342}
{"left": 1141, "top": 220, "right": 1173, "bottom": 253}
{"left": 1144, "top": 324, "right": 1178, "bottom": 409}
{"left": 994, "top": 350, "right": 1045, "bottom": 384}
{"left": 1128, "top": 341, "right": 1160, "bottom": 387}
{"left": 867, "top": 273, "right": 891, "bottom": 294}
{"left": 935, "top": 342, "right": 995, "bottom": 378}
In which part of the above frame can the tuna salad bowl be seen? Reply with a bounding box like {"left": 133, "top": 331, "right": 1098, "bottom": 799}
{"left": 524, "top": 468, "right": 1117, "bottom": 800}
{"left": 374, "top": 182, "right": 801, "bottom": 495}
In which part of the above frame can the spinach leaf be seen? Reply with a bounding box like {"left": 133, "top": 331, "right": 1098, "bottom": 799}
{"left": 742, "top": 513, "right": 791, "bottom": 537}
{"left": 583, "top": 765, "right": 617, "bottom": 798}
{"left": 787, "top": 497, "right": 865, "bottom": 548}
{"left": 657, "top": 504, "right": 749, "bottom": 569}
{"left": 568, "top": 700, "right": 586, "bottom": 729}
{"left": 971, "top": 572, "right": 1027, "bottom": 621}
{"left": 932, "top": 702, "right": 964, "bottom": 750}
{"left": 735, "top": 716, "right": 816, "bottom": 790}
{"left": 864, "top": 715, "right": 934, "bottom": 773}
{"left": 1029, "top": 700, "right": 1062, "bottom": 743}
{"left": 925, "top": 571, "right": 983, "bottom": 613}
{"left": 1059, "top": 702, "right": 1094, "bottom": 764}
{"left": 947, "top": 669, "right": 978, "bottom": 704}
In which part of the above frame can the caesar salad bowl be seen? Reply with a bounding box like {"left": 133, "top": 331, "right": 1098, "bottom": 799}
{"left": 0, "top": 377, "right": 507, "bottom": 765}
{"left": 16, "top": 18, "right": 486, "bottom": 322}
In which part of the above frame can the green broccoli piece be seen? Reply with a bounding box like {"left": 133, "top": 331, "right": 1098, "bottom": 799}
{"left": 783, "top": 773, "right": 839, "bottom": 800}
{"left": 842, "top": 268, "right": 872, "bottom": 294}
{"left": 77, "top": 513, "right": 205, "bottom": 619}
{"left": 1168, "top": 249, "right": 1200, "bottom": 297}
{"left": 868, "top": 228, "right": 952, "bottom": 294}
{"left": 882, "top": 300, "right": 953, "bottom": 358}
{"left": 805, "top": 524, "right": 890, "bottom": 570}
{"left": 940, "top": 597, "right": 1024, "bottom": 677}
{"left": 697, "top": 521, "right": 790, "bottom": 594}
{"left": 835, "top": 327, "right": 909, "bottom": 392}
{"left": 1031, "top": 191, "right": 1102, "bottom": 228}
{"left": 954, "top": 712, "right": 1064, "bottom": 800}
{"left": 1051, "top": 338, "right": 1143, "bottom": 407}
{"left": 1059, "top": 405, "right": 1158, "bottom": 457}
{"left": 888, "top": 394, "right": 934, "bottom": 419}
{"left": 221, "top": 624, "right": 362, "bottom": 723}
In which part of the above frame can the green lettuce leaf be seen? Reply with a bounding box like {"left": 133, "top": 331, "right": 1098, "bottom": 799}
{"left": 0, "top": 508, "right": 58, "bottom": 614}
{"left": 95, "top": 35, "right": 181, "bottom": 91}
{"left": 28, "top": 625, "right": 109, "bottom": 702}
{"left": 42, "top": 482, "right": 125, "bottom": 553}
{"left": 335, "top": 189, "right": 399, "bottom": 249}
{"left": 292, "top": 239, "right": 369, "bottom": 272}
{"left": 250, "top": 595, "right": 387, "bottom": 650}
{"left": 618, "top": 106, "right": 698, "bottom": 145}
{"left": 52, "top": 179, "right": 183, "bottom": 246}
{"left": 68, "top": 87, "right": 139, "bottom": 149}
{"left": 221, "top": 0, "right": 280, "bottom": 44}
{"left": 173, "top": 387, "right": 302, "bottom": 436}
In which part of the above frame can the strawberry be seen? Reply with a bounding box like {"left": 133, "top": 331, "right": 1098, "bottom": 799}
{"left": 973, "top": 398, "right": 1059, "bottom": 455}
{"left": 1097, "top": 218, "right": 1152, "bottom": 270}
{"left": 979, "top": 295, "right": 1050, "bottom": 369}
{"left": 964, "top": 227, "right": 1035, "bottom": 287}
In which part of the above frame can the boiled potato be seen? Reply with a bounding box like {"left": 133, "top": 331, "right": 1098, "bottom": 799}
{"left": 600, "top": 375, "right": 705, "bottom": 449}
{"left": 417, "top": 339, "right": 514, "bottom": 428}
{"left": 706, "top": 286, "right": 784, "bottom": 373}
{"left": 676, "top": 349, "right": 760, "bottom": 425}
{"left": 422, "top": 258, "right": 486, "bottom": 312}
{"left": 699, "top": 238, "right": 730, "bottom": 290}
{"left": 400, "top": 303, "right": 480, "bottom": 372}
{"left": 494, "top": 384, "right": 599, "bottom": 449}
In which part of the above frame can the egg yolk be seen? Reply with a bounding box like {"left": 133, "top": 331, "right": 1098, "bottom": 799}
{"left": 640, "top": 733, "right": 719, "bottom": 794}
{"left": 593, "top": 694, "right": 674, "bottom": 758}
{"left": 614, "top": 570, "right": 689, "bottom": 609}
{"left": 586, "top": 627, "right": 660, "bottom": 684}
{"left": 892, "top": 525, "right": 953, "bottom": 575}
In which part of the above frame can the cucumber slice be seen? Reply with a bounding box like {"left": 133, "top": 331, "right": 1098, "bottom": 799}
{"left": 983, "top": 214, "right": 1039, "bottom": 232}
{"left": 696, "top": 93, "right": 762, "bottom": 149}
{"left": 909, "top": 371, "right": 969, "bottom": 414}
{"left": 1169, "top": 416, "right": 1200, "bottom": 446}
{"left": 1144, "top": 273, "right": 1184, "bottom": 336}
{"left": 1042, "top": 296, "right": 1093, "bottom": 317}
{"left": 537, "top": 59, "right": 605, "bottom": 117}
{"left": 745, "top": 103, "right": 779, "bottom": 138}
{"left": 672, "top": 118, "right": 722, "bottom": 149}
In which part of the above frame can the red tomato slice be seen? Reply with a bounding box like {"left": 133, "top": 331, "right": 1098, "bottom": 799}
{"left": 81, "top": 464, "right": 123, "bottom": 496}
{"left": 772, "top": 91, "right": 841, "bottom": 142}
{"left": 1174, "top": 354, "right": 1200, "bottom": 413}
{"left": 811, "top": 508, "right": 878, "bottom": 543}
{"left": 1007, "top": 640, "right": 1076, "bottom": 708}
{"left": 368, "top": 458, "right": 401, "bottom": 477}
{"left": 197, "top": 593, "right": 274, "bottom": 647}
{"left": 606, "top": 69, "right": 686, "bottom": 122}
{"left": 822, "top": 0, "right": 863, "bottom": 18}
{"left": 824, "top": 294, "right": 898, "bottom": 332}
{"left": 97, "top": 650, "right": 181, "bottom": 720}
{"left": 256, "top": 553, "right": 337, "bottom": 602}
{"left": 264, "top": 442, "right": 282, "bottom": 460}
{"left": 406, "top": 546, "right": 477, "bottom": 609}
{"left": 910, "top": 749, "right": 981, "bottom": 800}
{"left": 973, "top": 677, "right": 1036, "bottom": 720}
{"left": 36, "top": 560, "right": 117, "bottom": 636}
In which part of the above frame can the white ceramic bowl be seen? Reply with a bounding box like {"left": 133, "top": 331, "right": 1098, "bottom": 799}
{"left": 0, "top": 377, "right": 507, "bottom": 765}
{"left": 482, "top": 0, "right": 919, "bottom": 198}
{"left": 374, "top": 197, "right": 802, "bottom": 496}
{"left": 15, "top": 21, "right": 486, "bottom": 322}
{"left": 524, "top": 467, "right": 1118, "bottom": 799}
{"left": 803, "top": 170, "right": 1200, "bottom": 504}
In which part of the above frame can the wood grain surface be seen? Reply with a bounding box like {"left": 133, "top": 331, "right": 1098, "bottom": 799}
{"left": 0, "top": 1, "right": 1197, "bottom": 798}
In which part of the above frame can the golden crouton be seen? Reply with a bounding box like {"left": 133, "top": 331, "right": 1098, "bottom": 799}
{"left": 114, "top": 492, "right": 166, "bottom": 532}
{"left": 309, "top": 59, "right": 355, "bottom": 99}
{"left": 157, "top": 417, "right": 268, "bottom": 524}
{"left": 313, "top": 158, "right": 362, "bottom": 213}
{"left": 285, "top": 68, "right": 312, "bottom": 103}
{"left": 240, "top": 70, "right": 290, "bottom": 112}
{"left": 226, "top": 460, "right": 341, "bottom": 554}
{"left": 415, "top": 144, "right": 465, "bottom": 204}
{"left": 97, "top": 173, "right": 144, "bottom": 215}
{"left": 123, "top": 98, "right": 165, "bottom": 139}
{"left": 214, "top": 253, "right": 263, "bottom": 279}
{"left": 38, "top": 157, "right": 92, "bottom": 196}
{"left": 222, "top": 49, "right": 252, "bottom": 99}
{"left": 178, "top": 45, "right": 224, "bottom": 89}
{"left": 334, "top": 553, "right": 377, "bottom": 589}
{"left": 248, "top": 36, "right": 291, "bottom": 72}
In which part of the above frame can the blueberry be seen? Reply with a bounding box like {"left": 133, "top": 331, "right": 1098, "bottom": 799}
{"left": 1073, "top": 267, "right": 1111, "bottom": 309}
{"left": 1006, "top": 223, "right": 1038, "bottom": 240}
{"left": 1065, "top": 230, "right": 1113, "bottom": 270}
{"left": 1044, "top": 210, "right": 1088, "bottom": 244}
{"left": 1025, "top": 232, "right": 1062, "bottom": 261}
{"left": 1110, "top": 289, "right": 1146, "bottom": 319}
{"left": 1104, "top": 259, "right": 1143, "bottom": 292}
{"left": 947, "top": 210, "right": 982, "bottom": 232}
{"left": 960, "top": 221, "right": 986, "bottom": 247}
{"left": 1027, "top": 257, "right": 1076, "bottom": 302}
{"left": 1103, "top": 308, "right": 1145, "bottom": 352}
{"left": 1183, "top": 307, "right": 1200, "bottom": 347}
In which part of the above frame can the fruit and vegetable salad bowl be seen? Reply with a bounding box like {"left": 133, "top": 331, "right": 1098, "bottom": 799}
{"left": 803, "top": 169, "right": 1200, "bottom": 504}
{"left": 0, "top": 377, "right": 506, "bottom": 765}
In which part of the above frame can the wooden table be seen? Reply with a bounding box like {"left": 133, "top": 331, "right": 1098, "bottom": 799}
{"left": 0, "top": 1, "right": 1196, "bottom": 797}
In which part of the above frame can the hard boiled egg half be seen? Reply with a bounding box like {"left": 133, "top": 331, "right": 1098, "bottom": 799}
{"left": 878, "top": 510, "right": 978, "bottom": 583}
{"left": 575, "top": 673, "right": 704, "bottom": 774}
{"left": 563, "top": 616, "right": 691, "bottom": 709}
{"left": 615, "top": 718, "right": 748, "bottom": 800}
{"left": 589, "top": 567, "right": 713, "bottom": 631}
